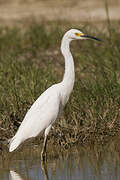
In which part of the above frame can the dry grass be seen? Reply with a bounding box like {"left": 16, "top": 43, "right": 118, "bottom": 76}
{"left": 0, "top": 21, "right": 120, "bottom": 151}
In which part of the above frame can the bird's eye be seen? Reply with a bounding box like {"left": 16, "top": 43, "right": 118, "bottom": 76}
{"left": 75, "top": 32, "right": 80, "bottom": 36}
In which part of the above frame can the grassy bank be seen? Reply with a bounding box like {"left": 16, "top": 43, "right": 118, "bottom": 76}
{"left": 0, "top": 21, "right": 120, "bottom": 151}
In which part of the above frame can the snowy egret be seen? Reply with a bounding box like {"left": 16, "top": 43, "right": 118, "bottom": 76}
{"left": 9, "top": 29, "right": 101, "bottom": 161}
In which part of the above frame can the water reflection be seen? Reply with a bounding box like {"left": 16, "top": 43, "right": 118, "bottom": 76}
{"left": 1, "top": 138, "right": 120, "bottom": 180}
{"left": 41, "top": 161, "right": 49, "bottom": 180}
{"left": 9, "top": 161, "right": 49, "bottom": 180}
{"left": 9, "top": 171, "right": 23, "bottom": 180}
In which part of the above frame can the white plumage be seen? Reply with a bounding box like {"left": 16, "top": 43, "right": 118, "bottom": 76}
{"left": 9, "top": 85, "right": 61, "bottom": 152}
{"left": 9, "top": 29, "right": 100, "bottom": 159}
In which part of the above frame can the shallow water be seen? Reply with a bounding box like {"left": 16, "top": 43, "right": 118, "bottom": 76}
{"left": 0, "top": 139, "right": 120, "bottom": 180}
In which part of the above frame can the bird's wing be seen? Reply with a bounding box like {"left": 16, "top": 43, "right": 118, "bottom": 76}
{"left": 14, "top": 85, "right": 61, "bottom": 140}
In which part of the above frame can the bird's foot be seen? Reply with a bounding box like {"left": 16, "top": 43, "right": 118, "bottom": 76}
{"left": 41, "top": 150, "right": 47, "bottom": 163}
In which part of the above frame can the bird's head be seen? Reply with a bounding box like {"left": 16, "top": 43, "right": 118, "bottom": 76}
{"left": 64, "top": 29, "right": 101, "bottom": 42}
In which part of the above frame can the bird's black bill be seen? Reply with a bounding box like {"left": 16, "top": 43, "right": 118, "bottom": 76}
{"left": 81, "top": 35, "right": 102, "bottom": 42}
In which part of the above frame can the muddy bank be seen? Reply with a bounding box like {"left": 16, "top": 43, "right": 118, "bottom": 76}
{"left": 0, "top": 0, "right": 120, "bottom": 26}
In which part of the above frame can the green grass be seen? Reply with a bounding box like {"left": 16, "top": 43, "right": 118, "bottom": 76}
{"left": 0, "top": 21, "right": 120, "bottom": 149}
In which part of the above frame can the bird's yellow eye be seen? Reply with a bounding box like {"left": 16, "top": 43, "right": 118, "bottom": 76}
{"left": 75, "top": 32, "right": 80, "bottom": 36}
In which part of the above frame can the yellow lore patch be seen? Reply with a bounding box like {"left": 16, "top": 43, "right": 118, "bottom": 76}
{"left": 75, "top": 32, "right": 84, "bottom": 37}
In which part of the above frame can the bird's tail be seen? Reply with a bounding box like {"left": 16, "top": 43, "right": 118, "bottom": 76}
{"left": 9, "top": 137, "right": 21, "bottom": 152}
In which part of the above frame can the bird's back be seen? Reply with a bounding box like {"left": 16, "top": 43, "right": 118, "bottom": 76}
{"left": 9, "top": 83, "right": 62, "bottom": 152}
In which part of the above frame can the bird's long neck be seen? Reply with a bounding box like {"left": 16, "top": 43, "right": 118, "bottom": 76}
{"left": 60, "top": 36, "right": 75, "bottom": 103}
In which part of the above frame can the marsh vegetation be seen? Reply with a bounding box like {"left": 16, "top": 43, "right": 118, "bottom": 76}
{"left": 0, "top": 21, "right": 120, "bottom": 150}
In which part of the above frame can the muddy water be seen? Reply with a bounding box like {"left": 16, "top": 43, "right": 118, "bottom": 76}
{"left": 0, "top": 139, "right": 120, "bottom": 180}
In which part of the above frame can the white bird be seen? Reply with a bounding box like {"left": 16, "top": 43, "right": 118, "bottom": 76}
{"left": 9, "top": 29, "right": 101, "bottom": 161}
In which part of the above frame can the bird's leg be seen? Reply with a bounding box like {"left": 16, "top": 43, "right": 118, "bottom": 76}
{"left": 41, "top": 135, "right": 48, "bottom": 162}
{"left": 41, "top": 125, "right": 52, "bottom": 162}
{"left": 41, "top": 158, "right": 49, "bottom": 180}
